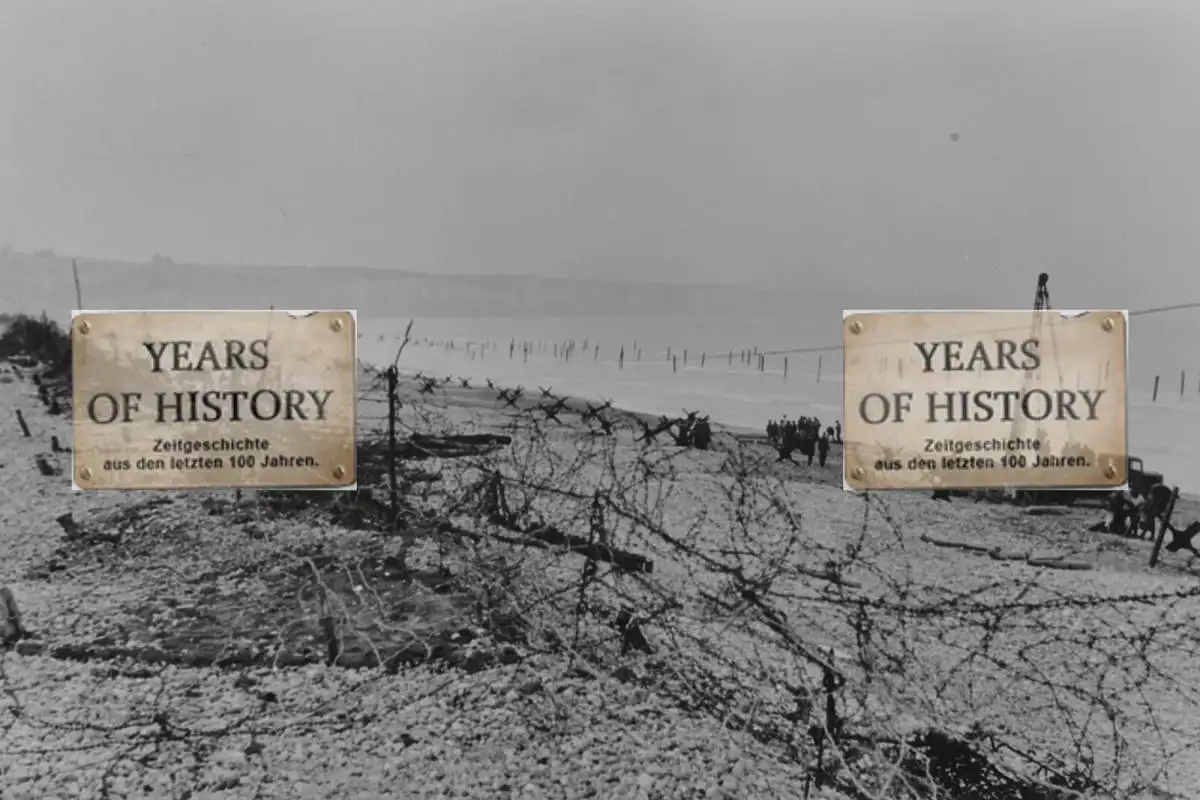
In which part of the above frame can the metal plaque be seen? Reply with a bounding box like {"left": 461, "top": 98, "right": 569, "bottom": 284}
{"left": 72, "top": 310, "right": 357, "bottom": 491}
{"left": 842, "top": 310, "right": 1127, "bottom": 492}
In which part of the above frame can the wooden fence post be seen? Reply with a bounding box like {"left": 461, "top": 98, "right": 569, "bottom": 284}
{"left": 386, "top": 366, "right": 399, "bottom": 526}
{"left": 1149, "top": 486, "right": 1180, "bottom": 567}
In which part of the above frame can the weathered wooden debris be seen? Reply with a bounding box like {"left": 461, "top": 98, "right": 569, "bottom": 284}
{"left": 15, "top": 409, "right": 30, "bottom": 437}
{"left": 400, "top": 433, "right": 512, "bottom": 460}
{"left": 1, "top": 587, "right": 28, "bottom": 648}
{"left": 796, "top": 565, "right": 862, "bottom": 588}
{"left": 921, "top": 533, "right": 1094, "bottom": 570}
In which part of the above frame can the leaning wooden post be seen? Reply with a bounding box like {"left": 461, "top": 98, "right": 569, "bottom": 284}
{"left": 15, "top": 409, "right": 30, "bottom": 438}
{"left": 728, "top": 350, "right": 732, "bottom": 367}
{"left": 1149, "top": 486, "right": 1180, "bottom": 568}
{"left": 1152, "top": 375, "right": 1160, "bottom": 403}
{"left": 683, "top": 349, "right": 687, "bottom": 365}
{"left": 1181, "top": 371, "right": 1186, "bottom": 398}
{"left": 672, "top": 355, "right": 678, "bottom": 373}
{"left": 816, "top": 355, "right": 823, "bottom": 384}
{"left": 619, "top": 346, "right": 624, "bottom": 369}
{"left": 386, "top": 366, "right": 399, "bottom": 526}
{"left": 784, "top": 357, "right": 789, "bottom": 378}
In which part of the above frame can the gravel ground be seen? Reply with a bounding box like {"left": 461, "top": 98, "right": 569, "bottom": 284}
{"left": 4, "top": 360, "right": 1198, "bottom": 798}
{"left": 0, "top": 364, "right": 850, "bottom": 799}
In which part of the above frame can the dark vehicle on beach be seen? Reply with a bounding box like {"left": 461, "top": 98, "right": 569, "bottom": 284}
{"left": 1016, "top": 455, "right": 1163, "bottom": 506}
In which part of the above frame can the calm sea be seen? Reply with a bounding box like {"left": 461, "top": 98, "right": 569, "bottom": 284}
{"left": 360, "top": 315, "right": 1200, "bottom": 494}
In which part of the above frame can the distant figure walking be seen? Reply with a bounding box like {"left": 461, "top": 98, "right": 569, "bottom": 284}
{"left": 692, "top": 417, "right": 712, "bottom": 451}
{"left": 834, "top": 420, "right": 842, "bottom": 444}
{"left": 817, "top": 430, "right": 830, "bottom": 468}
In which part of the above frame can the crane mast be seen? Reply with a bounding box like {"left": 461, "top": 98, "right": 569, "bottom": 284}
{"left": 1010, "top": 272, "right": 1051, "bottom": 447}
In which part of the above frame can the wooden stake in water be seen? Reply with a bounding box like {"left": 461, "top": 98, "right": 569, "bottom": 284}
{"left": 816, "top": 355, "right": 823, "bottom": 383}
{"left": 784, "top": 357, "right": 788, "bottom": 378}
{"left": 1182, "top": 370, "right": 1186, "bottom": 397}
{"left": 673, "top": 355, "right": 678, "bottom": 373}
{"left": 683, "top": 349, "right": 687, "bottom": 365}
{"left": 619, "top": 346, "right": 624, "bottom": 369}
{"left": 728, "top": 350, "right": 732, "bottom": 367}
{"left": 1153, "top": 375, "right": 1160, "bottom": 402}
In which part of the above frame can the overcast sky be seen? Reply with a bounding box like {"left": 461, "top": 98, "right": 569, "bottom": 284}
{"left": 3, "top": 0, "right": 1200, "bottom": 305}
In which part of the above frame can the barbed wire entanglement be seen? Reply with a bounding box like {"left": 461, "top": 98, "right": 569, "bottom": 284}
{"left": 2, "top": 314, "right": 1199, "bottom": 798}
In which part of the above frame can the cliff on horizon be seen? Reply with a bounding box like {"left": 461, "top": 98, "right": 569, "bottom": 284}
{"left": 0, "top": 250, "right": 883, "bottom": 320}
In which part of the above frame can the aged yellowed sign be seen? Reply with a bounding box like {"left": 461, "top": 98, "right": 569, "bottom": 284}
{"left": 842, "top": 310, "right": 1127, "bottom": 492}
{"left": 71, "top": 310, "right": 357, "bottom": 491}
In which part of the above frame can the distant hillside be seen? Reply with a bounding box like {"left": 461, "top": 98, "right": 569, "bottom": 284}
{"left": 0, "top": 250, "right": 888, "bottom": 320}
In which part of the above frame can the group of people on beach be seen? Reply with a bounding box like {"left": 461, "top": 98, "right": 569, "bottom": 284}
{"left": 1082, "top": 483, "right": 1200, "bottom": 558}
{"left": 765, "top": 415, "right": 841, "bottom": 467}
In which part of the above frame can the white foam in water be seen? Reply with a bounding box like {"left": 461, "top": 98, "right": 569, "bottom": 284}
{"left": 361, "top": 316, "right": 1200, "bottom": 496}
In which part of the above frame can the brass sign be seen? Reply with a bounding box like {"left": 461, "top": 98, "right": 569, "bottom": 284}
{"left": 72, "top": 310, "right": 357, "bottom": 491}
{"left": 842, "top": 310, "right": 1127, "bottom": 492}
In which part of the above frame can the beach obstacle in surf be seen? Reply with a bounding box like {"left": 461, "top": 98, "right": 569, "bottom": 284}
{"left": 1149, "top": 486, "right": 1182, "bottom": 567}
{"left": 817, "top": 355, "right": 823, "bottom": 384}
{"left": 784, "top": 357, "right": 788, "bottom": 378}
{"left": 1153, "top": 375, "right": 1160, "bottom": 402}
{"left": 15, "top": 409, "right": 30, "bottom": 438}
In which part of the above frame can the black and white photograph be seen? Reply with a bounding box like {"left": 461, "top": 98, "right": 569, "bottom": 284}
{"left": 3, "top": 1, "right": 1200, "bottom": 797}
